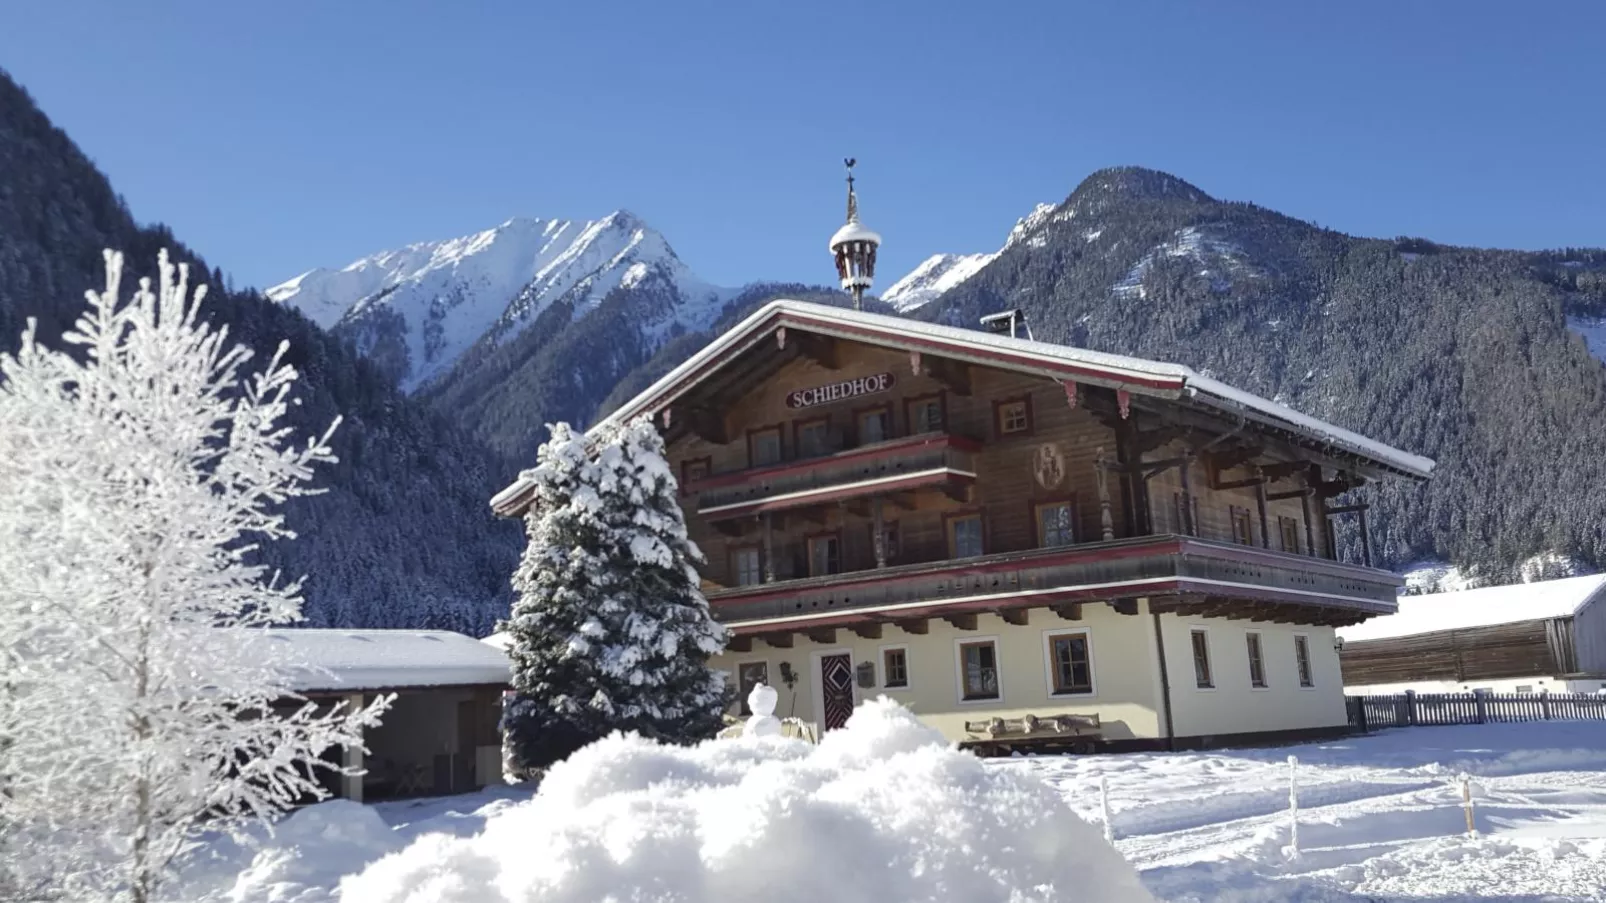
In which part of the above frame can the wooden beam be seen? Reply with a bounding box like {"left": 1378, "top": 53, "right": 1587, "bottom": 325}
{"left": 896, "top": 618, "right": 929, "bottom": 635}
{"left": 726, "top": 635, "right": 753, "bottom": 653}
{"left": 1259, "top": 461, "right": 1309, "bottom": 480}
{"left": 998, "top": 609, "right": 1030, "bottom": 626}
{"left": 761, "top": 632, "right": 793, "bottom": 649}
{"left": 850, "top": 622, "right": 883, "bottom": 640}
{"left": 1266, "top": 487, "right": 1314, "bottom": 501}
{"left": 1109, "top": 599, "right": 1140, "bottom": 616}
{"left": 806, "top": 627, "right": 838, "bottom": 645}
{"left": 1050, "top": 603, "right": 1083, "bottom": 621}
{"left": 793, "top": 333, "right": 840, "bottom": 369}
{"left": 943, "top": 613, "right": 978, "bottom": 631}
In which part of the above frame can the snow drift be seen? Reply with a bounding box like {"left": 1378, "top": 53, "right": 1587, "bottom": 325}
{"left": 337, "top": 697, "right": 1152, "bottom": 902}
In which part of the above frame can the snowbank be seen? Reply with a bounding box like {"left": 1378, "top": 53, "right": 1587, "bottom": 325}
{"left": 338, "top": 697, "right": 1152, "bottom": 903}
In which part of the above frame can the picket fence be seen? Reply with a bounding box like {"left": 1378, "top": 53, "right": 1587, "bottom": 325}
{"left": 1347, "top": 690, "right": 1606, "bottom": 731}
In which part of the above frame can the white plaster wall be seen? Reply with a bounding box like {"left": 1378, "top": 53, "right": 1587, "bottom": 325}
{"left": 714, "top": 605, "right": 1165, "bottom": 743}
{"left": 1157, "top": 615, "right": 1349, "bottom": 737}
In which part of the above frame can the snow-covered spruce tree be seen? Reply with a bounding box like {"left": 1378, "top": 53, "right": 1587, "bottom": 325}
{"left": 0, "top": 250, "right": 389, "bottom": 903}
{"left": 501, "top": 417, "right": 728, "bottom": 772}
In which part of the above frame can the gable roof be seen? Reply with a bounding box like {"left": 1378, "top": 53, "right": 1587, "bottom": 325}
{"left": 492, "top": 300, "right": 1434, "bottom": 513}
{"left": 1338, "top": 574, "right": 1606, "bottom": 643}
{"left": 266, "top": 629, "right": 511, "bottom": 693}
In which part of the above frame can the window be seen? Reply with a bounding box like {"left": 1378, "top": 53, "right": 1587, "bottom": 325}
{"left": 869, "top": 520, "right": 899, "bottom": 564}
{"left": 1279, "top": 516, "right": 1302, "bottom": 554}
{"left": 680, "top": 457, "right": 710, "bottom": 489}
{"left": 1294, "top": 634, "right": 1314, "bottom": 687}
{"left": 731, "top": 547, "right": 762, "bottom": 587}
{"left": 1246, "top": 632, "right": 1267, "bottom": 688}
{"left": 808, "top": 534, "right": 841, "bottom": 576}
{"left": 882, "top": 647, "right": 909, "bottom": 689}
{"left": 749, "top": 427, "right": 782, "bottom": 467}
{"left": 1190, "top": 629, "right": 1213, "bottom": 689}
{"left": 908, "top": 395, "right": 944, "bottom": 434}
{"left": 1516, "top": 685, "right": 1534, "bottom": 695}
{"left": 959, "top": 639, "right": 1000, "bottom": 701}
{"left": 1036, "top": 501, "right": 1076, "bottom": 548}
{"left": 996, "top": 397, "right": 1032, "bottom": 436}
{"left": 948, "top": 514, "right": 984, "bottom": 558}
{"left": 857, "top": 406, "right": 890, "bottom": 445}
{"left": 1173, "top": 492, "right": 1200, "bottom": 536}
{"left": 795, "top": 418, "right": 830, "bottom": 458}
{"left": 1231, "top": 506, "right": 1254, "bottom": 546}
{"left": 736, "top": 661, "right": 769, "bottom": 715}
{"left": 1047, "top": 631, "right": 1094, "bottom": 695}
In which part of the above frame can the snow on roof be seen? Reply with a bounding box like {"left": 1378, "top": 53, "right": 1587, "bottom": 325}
{"left": 492, "top": 300, "right": 1434, "bottom": 513}
{"left": 266, "top": 629, "right": 511, "bottom": 693}
{"left": 829, "top": 221, "right": 882, "bottom": 249}
{"left": 1338, "top": 574, "right": 1606, "bottom": 643}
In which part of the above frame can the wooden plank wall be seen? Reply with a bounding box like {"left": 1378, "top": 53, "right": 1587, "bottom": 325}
{"left": 1340, "top": 618, "right": 1569, "bottom": 686}
{"left": 1145, "top": 450, "right": 1315, "bottom": 551}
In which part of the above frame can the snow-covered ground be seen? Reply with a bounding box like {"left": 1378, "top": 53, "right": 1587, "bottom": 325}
{"left": 180, "top": 720, "right": 1606, "bottom": 902}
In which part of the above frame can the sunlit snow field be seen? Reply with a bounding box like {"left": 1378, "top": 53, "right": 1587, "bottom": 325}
{"left": 184, "top": 720, "right": 1606, "bottom": 902}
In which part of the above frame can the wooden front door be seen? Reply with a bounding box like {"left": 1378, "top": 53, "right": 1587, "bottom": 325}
{"left": 819, "top": 653, "right": 855, "bottom": 731}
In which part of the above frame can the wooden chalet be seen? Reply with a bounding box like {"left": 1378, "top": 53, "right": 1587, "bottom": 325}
{"left": 492, "top": 299, "right": 1435, "bottom": 751}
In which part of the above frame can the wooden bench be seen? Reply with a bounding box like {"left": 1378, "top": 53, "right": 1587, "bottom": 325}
{"left": 961, "top": 712, "right": 1102, "bottom": 756}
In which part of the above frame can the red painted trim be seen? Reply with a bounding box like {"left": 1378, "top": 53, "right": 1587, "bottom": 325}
{"left": 701, "top": 470, "right": 975, "bottom": 521}
{"left": 687, "top": 431, "right": 979, "bottom": 492}
{"left": 1173, "top": 536, "right": 1404, "bottom": 585}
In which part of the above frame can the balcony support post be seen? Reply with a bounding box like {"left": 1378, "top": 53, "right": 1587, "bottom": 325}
{"left": 1254, "top": 467, "right": 1270, "bottom": 549}
{"left": 1179, "top": 446, "right": 1196, "bottom": 536}
{"left": 762, "top": 513, "right": 776, "bottom": 583}
{"left": 872, "top": 495, "right": 887, "bottom": 569}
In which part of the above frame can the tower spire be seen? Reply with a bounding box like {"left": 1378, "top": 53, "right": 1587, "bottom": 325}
{"left": 829, "top": 157, "right": 881, "bottom": 311}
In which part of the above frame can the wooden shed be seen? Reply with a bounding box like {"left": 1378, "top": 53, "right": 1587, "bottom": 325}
{"left": 1337, "top": 574, "right": 1606, "bottom": 695}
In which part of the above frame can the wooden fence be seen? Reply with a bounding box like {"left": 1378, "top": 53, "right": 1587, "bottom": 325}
{"left": 1347, "top": 691, "right": 1606, "bottom": 731}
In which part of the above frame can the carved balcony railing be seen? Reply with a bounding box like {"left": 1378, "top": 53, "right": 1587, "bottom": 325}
{"left": 687, "top": 432, "right": 979, "bottom": 521}
{"left": 705, "top": 535, "right": 1402, "bottom": 632}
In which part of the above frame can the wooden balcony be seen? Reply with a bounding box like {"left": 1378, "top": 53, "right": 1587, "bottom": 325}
{"left": 707, "top": 535, "right": 1402, "bottom": 637}
{"left": 687, "top": 432, "right": 979, "bottom": 522}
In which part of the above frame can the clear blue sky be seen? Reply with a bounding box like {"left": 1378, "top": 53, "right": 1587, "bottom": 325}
{"left": 4, "top": 1, "right": 1602, "bottom": 293}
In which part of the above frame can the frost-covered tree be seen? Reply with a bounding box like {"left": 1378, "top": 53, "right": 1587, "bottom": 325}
{"left": 0, "top": 250, "right": 389, "bottom": 902}
{"left": 501, "top": 417, "right": 728, "bottom": 772}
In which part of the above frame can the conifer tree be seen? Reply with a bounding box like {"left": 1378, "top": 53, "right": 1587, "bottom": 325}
{"left": 501, "top": 418, "right": 728, "bottom": 772}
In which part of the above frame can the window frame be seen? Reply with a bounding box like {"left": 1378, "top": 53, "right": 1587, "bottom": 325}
{"left": 734, "top": 659, "right": 770, "bottom": 715}
{"left": 1279, "top": 515, "right": 1302, "bottom": 554}
{"left": 1293, "top": 633, "right": 1315, "bottom": 689}
{"left": 1032, "top": 496, "right": 1078, "bottom": 549}
{"left": 792, "top": 415, "right": 832, "bottom": 459}
{"left": 746, "top": 424, "right": 785, "bottom": 468}
{"left": 806, "top": 530, "right": 842, "bottom": 577}
{"left": 679, "top": 456, "right": 712, "bottom": 495}
{"left": 1041, "top": 627, "right": 1096, "bottom": 697}
{"left": 1189, "top": 627, "right": 1215, "bottom": 690}
{"left": 993, "top": 394, "right": 1035, "bottom": 438}
{"left": 954, "top": 635, "right": 1004, "bottom": 704}
{"left": 945, "top": 510, "right": 986, "bottom": 559}
{"left": 903, "top": 391, "right": 947, "bottom": 435}
{"left": 879, "top": 644, "right": 911, "bottom": 691}
{"left": 1230, "top": 505, "right": 1254, "bottom": 546}
{"left": 852, "top": 402, "right": 893, "bottom": 447}
{"left": 1245, "top": 630, "right": 1268, "bottom": 689}
{"left": 728, "top": 544, "right": 763, "bottom": 587}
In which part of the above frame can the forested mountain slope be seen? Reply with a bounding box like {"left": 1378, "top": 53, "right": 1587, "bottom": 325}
{"left": 912, "top": 167, "right": 1606, "bottom": 579}
{"left": 0, "top": 71, "right": 520, "bottom": 633}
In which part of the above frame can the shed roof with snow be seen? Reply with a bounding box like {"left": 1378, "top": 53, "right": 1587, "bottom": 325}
{"left": 266, "top": 629, "right": 512, "bottom": 694}
{"left": 1338, "top": 574, "right": 1606, "bottom": 643}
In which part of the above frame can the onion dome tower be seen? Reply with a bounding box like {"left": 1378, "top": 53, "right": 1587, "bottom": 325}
{"left": 829, "top": 158, "right": 881, "bottom": 310}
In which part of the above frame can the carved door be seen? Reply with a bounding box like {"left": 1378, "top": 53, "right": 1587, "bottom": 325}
{"left": 819, "top": 653, "right": 855, "bottom": 731}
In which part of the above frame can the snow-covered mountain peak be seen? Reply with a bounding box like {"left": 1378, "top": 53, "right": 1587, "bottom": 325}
{"left": 879, "top": 201, "right": 1055, "bottom": 312}
{"left": 268, "top": 212, "right": 732, "bottom": 392}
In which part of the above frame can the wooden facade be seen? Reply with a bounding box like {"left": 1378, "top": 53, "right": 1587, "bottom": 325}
{"left": 1340, "top": 618, "right": 1578, "bottom": 687}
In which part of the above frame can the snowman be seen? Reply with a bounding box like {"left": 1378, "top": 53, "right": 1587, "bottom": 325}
{"left": 742, "top": 682, "right": 783, "bottom": 738}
